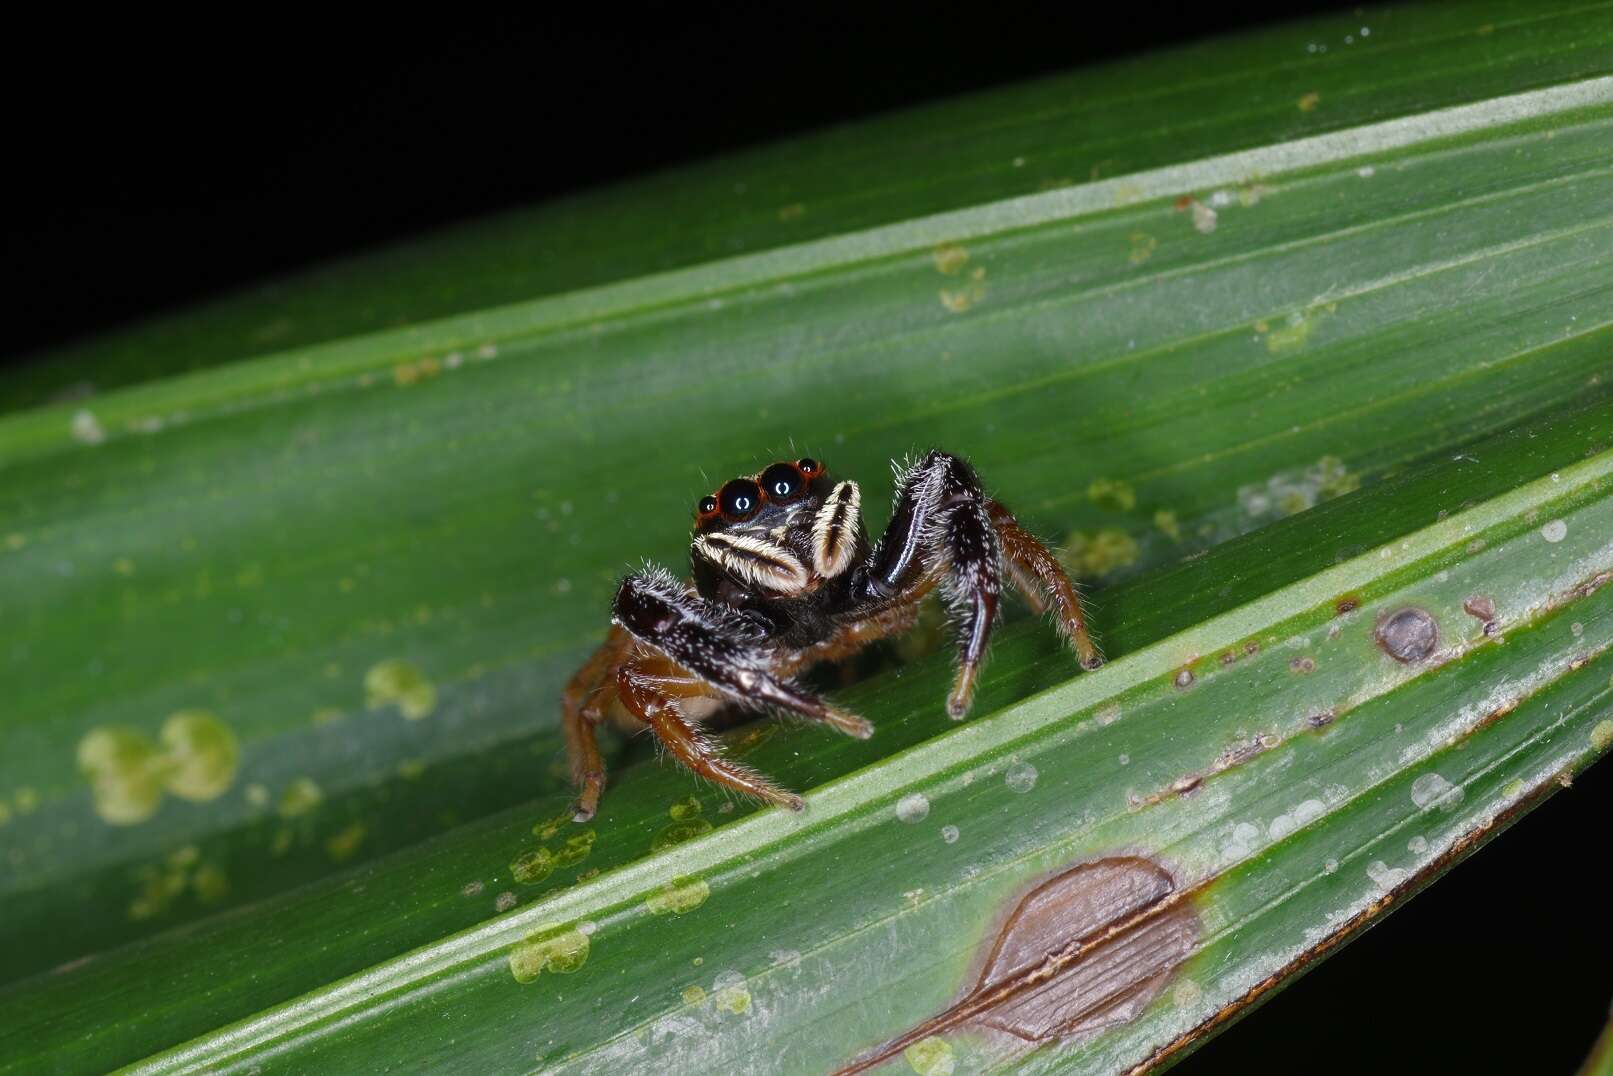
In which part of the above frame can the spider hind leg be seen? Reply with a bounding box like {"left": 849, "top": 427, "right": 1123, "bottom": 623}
{"left": 988, "top": 500, "right": 1103, "bottom": 670}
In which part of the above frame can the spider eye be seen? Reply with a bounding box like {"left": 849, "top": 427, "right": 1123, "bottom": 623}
{"left": 760, "top": 462, "right": 801, "bottom": 502}
{"left": 718, "top": 478, "right": 763, "bottom": 520}
{"left": 697, "top": 496, "right": 718, "bottom": 516}
{"left": 797, "top": 457, "right": 820, "bottom": 476}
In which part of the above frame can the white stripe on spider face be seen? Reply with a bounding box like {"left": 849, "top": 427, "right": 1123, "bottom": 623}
{"left": 811, "top": 480, "right": 861, "bottom": 579}
{"left": 694, "top": 532, "right": 812, "bottom": 595}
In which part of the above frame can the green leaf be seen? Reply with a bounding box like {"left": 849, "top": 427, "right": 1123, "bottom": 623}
{"left": 2, "top": 3, "right": 1612, "bottom": 1071}
{"left": 6, "top": 390, "right": 1611, "bottom": 1074}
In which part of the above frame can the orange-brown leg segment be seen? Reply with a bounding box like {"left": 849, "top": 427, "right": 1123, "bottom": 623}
{"left": 562, "top": 626, "right": 633, "bottom": 822}
{"left": 617, "top": 662, "right": 807, "bottom": 812}
{"left": 988, "top": 500, "right": 1104, "bottom": 671}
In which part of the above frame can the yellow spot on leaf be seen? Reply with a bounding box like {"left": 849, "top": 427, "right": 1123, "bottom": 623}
{"left": 1127, "top": 232, "right": 1157, "bottom": 266}
{"left": 312, "top": 707, "right": 345, "bottom": 726}
{"left": 78, "top": 727, "right": 164, "bottom": 825}
{"left": 508, "top": 923, "right": 590, "bottom": 983}
{"left": 512, "top": 847, "right": 555, "bottom": 885}
{"left": 192, "top": 863, "right": 230, "bottom": 903}
{"left": 938, "top": 266, "right": 988, "bottom": 313}
{"left": 392, "top": 356, "right": 443, "bottom": 386}
{"left": 1257, "top": 302, "right": 1336, "bottom": 354}
{"left": 681, "top": 984, "right": 707, "bottom": 1006}
{"left": 1591, "top": 720, "right": 1613, "bottom": 752}
{"left": 931, "top": 243, "right": 968, "bottom": 275}
{"left": 668, "top": 795, "right": 703, "bottom": 821}
{"left": 712, "top": 973, "right": 752, "bottom": 1015}
{"left": 1154, "top": 510, "right": 1181, "bottom": 541}
{"left": 1298, "top": 91, "right": 1320, "bottom": 112}
{"left": 365, "top": 659, "right": 437, "bottom": 720}
{"left": 1112, "top": 182, "right": 1143, "bottom": 205}
{"left": 652, "top": 819, "right": 714, "bottom": 851}
{"left": 645, "top": 875, "right": 711, "bottom": 916}
{"left": 159, "top": 710, "right": 239, "bottom": 801}
{"left": 278, "top": 777, "right": 324, "bottom": 818}
{"left": 905, "top": 1036, "right": 956, "bottom": 1075}
{"left": 325, "top": 822, "right": 368, "bottom": 862}
{"left": 1088, "top": 477, "right": 1137, "bottom": 513}
{"left": 513, "top": 827, "right": 594, "bottom": 885}
{"left": 1060, "top": 528, "right": 1140, "bottom": 578}
{"left": 777, "top": 203, "right": 805, "bottom": 221}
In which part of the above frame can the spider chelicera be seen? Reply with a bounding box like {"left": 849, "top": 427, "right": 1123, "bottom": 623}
{"left": 562, "top": 450, "right": 1102, "bottom": 821}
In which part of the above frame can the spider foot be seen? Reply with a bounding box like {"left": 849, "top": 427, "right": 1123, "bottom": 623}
{"left": 822, "top": 706, "right": 875, "bottom": 740}
{"left": 946, "top": 662, "right": 980, "bottom": 720}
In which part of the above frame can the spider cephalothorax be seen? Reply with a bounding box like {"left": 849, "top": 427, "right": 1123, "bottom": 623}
{"left": 562, "top": 450, "right": 1102, "bottom": 821}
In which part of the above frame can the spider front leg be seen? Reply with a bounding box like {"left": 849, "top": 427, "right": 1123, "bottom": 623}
{"left": 615, "top": 659, "right": 804, "bottom": 812}
{"left": 601, "top": 568, "right": 873, "bottom": 812}
{"left": 853, "top": 450, "right": 1101, "bottom": 720}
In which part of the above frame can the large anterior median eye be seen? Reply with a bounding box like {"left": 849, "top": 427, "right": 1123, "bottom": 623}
{"left": 760, "top": 462, "right": 802, "bottom": 502}
{"left": 718, "top": 478, "right": 763, "bottom": 520}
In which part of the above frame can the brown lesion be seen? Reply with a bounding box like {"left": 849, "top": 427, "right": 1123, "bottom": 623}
{"left": 836, "top": 855, "right": 1200, "bottom": 1074}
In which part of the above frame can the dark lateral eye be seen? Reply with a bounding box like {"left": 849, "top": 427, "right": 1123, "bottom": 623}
{"left": 697, "top": 496, "right": 718, "bottom": 516}
{"left": 718, "top": 479, "right": 763, "bottom": 519}
{"left": 797, "top": 457, "right": 820, "bottom": 475}
{"left": 760, "top": 463, "right": 801, "bottom": 501}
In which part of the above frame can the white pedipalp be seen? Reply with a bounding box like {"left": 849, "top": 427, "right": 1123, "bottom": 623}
{"left": 694, "top": 532, "right": 812, "bottom": 595}
{"left": 810, "top": 480, "right": 862, "bottom": 579}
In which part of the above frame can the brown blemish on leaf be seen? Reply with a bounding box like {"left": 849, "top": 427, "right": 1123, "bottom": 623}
{"left": 1289, "top": 656, "right": 1315, "bottom": 674}
{"left": 1474, "top": 696, "right": 1520, "bottom": 733}
{"left": 1137, "top": 735, "right": 1273, "bottom": 809}
{"left": 1463, "top": 595, "right": 1499, "bottom": 636}
{"left": 838, "top": 857, "right": 1199, "bottom": 1073}
{"left": 1307, "top": 709, "right": 1337, "bottom": 730}
{"left": 1335, "top": 594, "right": 1361, "bottom": 615}
{"left": 1173, "top": 668, "right": 1195, "bottom": 690}
{"left": 1376, "top": 607, "right": 1439, "bottom": 664}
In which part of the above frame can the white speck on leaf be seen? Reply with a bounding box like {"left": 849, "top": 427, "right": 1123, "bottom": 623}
{"left": 1410, "top": 773, "right": 1464, "bottom": 812}
{"left": 1541, "top": 519, "right": 1567, "bottom": 543}
{"left": 1004, "top": 761, "right": 1038, "bottom": 793}
{"left": 895, "top": 793, "right": 930, "bottom": 823}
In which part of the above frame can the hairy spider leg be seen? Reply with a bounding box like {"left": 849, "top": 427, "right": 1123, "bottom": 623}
{"left": 616, "top": 662, "right": 805, "bottom": 811}
{"left": 855, "top": 450, "right": 1004, "bottom": 719}
{"left": 562, "top": 624, "right": 633, "bottom": 822}
{"left": 987, "top": 500, "right": 1104, "bottom": 671}
{"left": 590, "top": 569, "right": 875, "bottom": 810}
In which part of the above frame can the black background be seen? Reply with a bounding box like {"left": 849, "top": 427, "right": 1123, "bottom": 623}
{"left": 8, "top": 6, "right": 1611, "bottom": 1071}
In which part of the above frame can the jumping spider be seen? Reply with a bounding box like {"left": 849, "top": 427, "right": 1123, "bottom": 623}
{"left": 562, "top": 450, "right": 1102, "bottom": 821}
